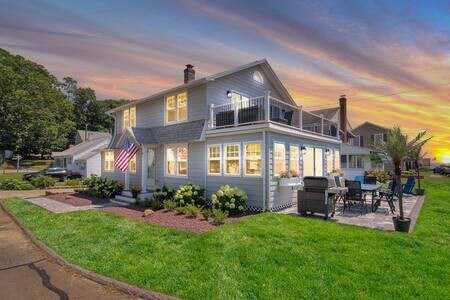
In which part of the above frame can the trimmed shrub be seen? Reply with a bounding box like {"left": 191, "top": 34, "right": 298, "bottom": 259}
{"left": 0, "top": 179, "right": 34, "bottom": 190}
{"left": 144, "top": 198, "right": 164, "bottom": 210}
{"left": 82, "top": 175, "right": 119, "bottom": 198}
{"left": 212, "top": 209, "right": 228, "bottom": 225}
{"left": 31, "top": 175, "right": 56, "bottom": 189}
{"left": 211, "top": 185, "right": 248, "bottom": 216}
{"left": 175, "top": 206, "right": 186, "bottom": 215}
{"left": 174, "top": 183, "right": 205, "bottom": 206}
{"left": 163, "top": 199, "right": 177, "bottom": 211}
{"left": 202, "top": 208, "right": 213, "bottom": 220}
{"left": 65, "top": 178, "right": 82, "bottom": 186}
{"left": 185, "top": 203, "right": 201, "bottom": 218}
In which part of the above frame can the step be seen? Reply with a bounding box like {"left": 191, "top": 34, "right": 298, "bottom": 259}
{"left": 114, "top": 195, "right": 136, "bottom": 204}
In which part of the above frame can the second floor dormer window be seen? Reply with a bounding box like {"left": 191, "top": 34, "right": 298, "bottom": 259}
{"left": 166, "top": 92, "right": 187, "bottom": 124}
{"left": 123, "top": 106, "right": 136, "bottom": 129}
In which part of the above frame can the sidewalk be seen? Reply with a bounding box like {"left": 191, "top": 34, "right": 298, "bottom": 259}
{"left": 0, "top": 207, "right": 130, "bottom": 300}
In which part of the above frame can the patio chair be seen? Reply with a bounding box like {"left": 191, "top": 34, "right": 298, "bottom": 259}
{"left": 298, "top": 177, "right": 334, "bottom": 220}
{"left": 355, "top": 176, "right": 364, "bottom": 184}
{"left": 378, "top": 180, "right": 396, "bottom": 214}
{"left": 344, "top": 180, "right": 366, "bottom": 214}
{"left": 402, "top": 176, "right": 415, "bottom": 195}
{"left": 364, "top": 176, "right": 377, "bottom": 184}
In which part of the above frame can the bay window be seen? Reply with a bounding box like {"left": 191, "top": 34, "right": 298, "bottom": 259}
{"left": 166, "top": 92, "right": 187, "bottom": 124}
{"left": 245, "top": 143, "right": 262, "bottom": 176}
{"left": 208, "top": 145, "right": 221, "bottom": 175}
{"left": 274, "top": 143, "right": 285, "bottom": 176}
{"left": 165, "top": 144, "right": 188, "bottom": 176}
{"left": 289, "top": 145, "right": 300, "bottom": 175}
{"left": 225, "top": 144, "right": 240, "bottom": 175}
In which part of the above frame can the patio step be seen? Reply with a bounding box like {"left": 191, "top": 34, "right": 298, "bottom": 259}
{"left": 113, "top": 195, "right": 136, "bottom": 205}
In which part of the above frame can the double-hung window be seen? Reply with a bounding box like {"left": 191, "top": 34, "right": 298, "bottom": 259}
{"left": 289, "top": 145, "right": 300, "bottom": 175}
{"left": 166, "top": 92, "right": 187, "bottom": 124}
{"left": 245, "top": 143, "right": 261, "bottom": 176}
{"left": 274, "top": 143, "right": 286, "bottom": 176}
{"left": 208, "top": 145, "right": 221, "bottom": 175}
{"left": 225, "top": 144, "right": 240, "bottom": 175}
{"left": 129, "top": 154, "right": 137, "bottom": 173}
{"left": 123, "top": 106, "right": 136, "bottom": 129}
{"left": 104, "top": 151, "right": 114, "bottom": 172}
{"left": 166, "top": 144, "right": 188, "bottom": 176}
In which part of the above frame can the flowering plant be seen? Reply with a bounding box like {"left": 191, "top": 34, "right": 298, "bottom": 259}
{"left": 279, "top": 170, "right": 299, "bottom": 178}
{"left": 174, "top": 183, "right": 205, "bottom": 206}
{"left": 211, "top": 185, "right": 248, "bottom": 216}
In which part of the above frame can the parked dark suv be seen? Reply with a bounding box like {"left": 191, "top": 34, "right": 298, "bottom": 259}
{"left": 23, "top": 168, "right": 82, "bottom": 182}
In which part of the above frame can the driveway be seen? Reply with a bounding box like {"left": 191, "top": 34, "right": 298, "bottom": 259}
{"left": 0, "top": 207, "right": 131, "bottom": 300}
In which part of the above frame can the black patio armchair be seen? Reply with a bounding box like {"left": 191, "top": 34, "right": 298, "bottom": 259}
{"left": 344, "top": 180, "right": 366, "bottom": 213}
{"left": 377, "top": 180, "right": 396, "bottom": 214}
{"left": 298, "top": 177, "right": 334, "bottom": 219}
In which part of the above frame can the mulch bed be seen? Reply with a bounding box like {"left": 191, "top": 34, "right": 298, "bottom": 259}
{"left": 101, "top": 205, "right": 256, "bottom": 233}
{"left": 46, "top": 192, "right": 110, "bottom": 207}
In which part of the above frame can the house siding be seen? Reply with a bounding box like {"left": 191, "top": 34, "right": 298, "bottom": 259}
{"left": 205, "top": 133, "right": 264, "bottom": 210}
{"left": 206, "top": 65, "right": 282, "bottom": 107}
{"left": 266, "top": 132, "right": 340, "bottom": 211}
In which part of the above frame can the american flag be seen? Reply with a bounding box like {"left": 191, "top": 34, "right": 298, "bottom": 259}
{"left": 115, "top": 137, "right": 138, "bottom": 172}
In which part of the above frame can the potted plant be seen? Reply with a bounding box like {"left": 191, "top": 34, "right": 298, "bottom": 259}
{"left": 374, "top": 126, "right": 431, "bottom": 232}
{"left": 131, "top": 186, "right": 141, "bottom": 199}
{"left": 115, "top": 182, "right": 124, "bottom": 196}
{"left": 278, "top": 170, "right": 302, "bottom": 187}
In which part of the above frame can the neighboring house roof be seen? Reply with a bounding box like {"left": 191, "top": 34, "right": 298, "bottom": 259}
{"left": 106, "top": 59, "right": 297, "bottom": 114}
{"left": 310, "top": 107, "right": 339, "bottom": 120}
{"left": 76, "top": 130, "right": 111, "bottom": 143}
{"left": 110, "top": 119, "right": 205, "bottom": 147}
{"left": 353, "top": 121, "right": 389, "bottom": 133}
{"left": 53, "top": 136, "right": 111, "bottom": 157}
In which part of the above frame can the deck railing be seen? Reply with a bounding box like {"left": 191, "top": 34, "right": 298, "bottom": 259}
{"left": 209, "top": 93, "right": 339, "bottom": 139}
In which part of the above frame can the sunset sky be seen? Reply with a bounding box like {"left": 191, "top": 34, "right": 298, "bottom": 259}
{"left": 1, "top": 0, "right": 449, "bottom": 162}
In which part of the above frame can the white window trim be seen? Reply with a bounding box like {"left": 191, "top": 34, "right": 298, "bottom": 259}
{"left": 224, "top": 143, "right": 241, "bottom": 177}
{"left": 122, "top": 106, "right": 136, "bottom": 130}
{"left": 165, "top": 91, "right": 188, "bottom": 125}
{"left": 207, "top": 144, "right": 222, "bottom": 176}
{"left": 273, "top": 142, "right": 286, "bottom": 177}
{"left": 104, "top": 151, "right": 115, "bottom": 172}
{"left": 243, "top": 141, "right": 262, "bottom": 177}
{"left": 289, "top": 144, "right": 300, "bottom": 175}
{"left": 164, "top": 144, "right": 188, "bottom": 177}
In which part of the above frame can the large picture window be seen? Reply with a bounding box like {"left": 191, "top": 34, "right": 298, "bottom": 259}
{"left": 314, "top": 148, "right": 323, "bottom": 176}
{"left": 245, "top": 143, "right": 262, "bottom": 176}
{"left": 274, "top": 143, "right": 285, "bottom": 176}
{"left": 225, "top": 144, "right": 240, "bottom": 175}
{"left": 303, "top": 147, "right": 314, "bottom": 177}
{"left": 104, "top": 151, "right": 114, "bottom": 172}
{"left": 208, "top": 145, "right": 221, "bottom": 175}
{"left": 166, "top": 92, "right": 187, "bottom": 124}
{"left": 289, "top": 145, "right": 300, "bottom": 175}
{"left": 165, "top": 144, "right": 188, "bottom": 176}
{"left": 326, "top": 149, "right": 334, "bottom": 174}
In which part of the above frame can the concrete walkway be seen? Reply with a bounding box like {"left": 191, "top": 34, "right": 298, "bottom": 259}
{"left": 0, "top": 207, "right": 130, "bottom": 300}
{"left": 23, "top": 197, "right": 124, "bottom": 213}
{"left": 0, "top": 188, "right": 75, "bottom": 199}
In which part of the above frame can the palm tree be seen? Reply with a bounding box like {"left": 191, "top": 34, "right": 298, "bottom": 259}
{"left": 375, "top": 126, "right": 431, "bottom": 220}
{"left": 408, "top": 146, "right": 429, "bottom": 195}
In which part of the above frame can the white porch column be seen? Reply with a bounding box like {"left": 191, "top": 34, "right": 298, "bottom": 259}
{"left": 141, "top": 145, "right": 148, "bottom": 193}
{"left": 124, "top": 168, "right": 130, "bottom": 191}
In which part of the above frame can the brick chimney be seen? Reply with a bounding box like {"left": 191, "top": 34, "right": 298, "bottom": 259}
{"left": 339, "top": 95, "right": 348, "bottom": 143}
{"left": 184, "top": 64, "right": 195, "bottom": 84}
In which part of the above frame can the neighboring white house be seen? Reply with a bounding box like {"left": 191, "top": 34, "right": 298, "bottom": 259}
{"left": 53, "top": 134, "right": 111, "bottom": 177}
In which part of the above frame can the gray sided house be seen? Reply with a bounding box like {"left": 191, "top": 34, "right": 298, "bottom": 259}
{"left": 101, "top": 60, "right": 341, "bottom": 211}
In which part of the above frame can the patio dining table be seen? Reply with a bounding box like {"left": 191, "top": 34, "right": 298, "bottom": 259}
{"left": 361, "top": 183, "right": 382, "bottom": 212}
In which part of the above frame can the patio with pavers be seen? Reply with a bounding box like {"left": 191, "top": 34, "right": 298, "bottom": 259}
{"left": 280, "top": 194, "right": 424, "bottom": 231}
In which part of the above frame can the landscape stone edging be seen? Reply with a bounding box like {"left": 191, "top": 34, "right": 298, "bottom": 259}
{"left": 0, "top": 200, "right": 176, "bottom": 300}
{"left": 407, "top": 195, "right": 425, "bottom": 233}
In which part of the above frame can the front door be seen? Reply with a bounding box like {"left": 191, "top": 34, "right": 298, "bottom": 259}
{"left": 147, "top": 148, "right": 156, "bottom": 189}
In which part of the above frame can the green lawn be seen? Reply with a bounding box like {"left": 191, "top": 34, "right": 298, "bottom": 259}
{"left": 3, "top": 173, "right": 449, "bottom": 299}
{"left": 0, "top": 172, "right": 26, "bottom": 182}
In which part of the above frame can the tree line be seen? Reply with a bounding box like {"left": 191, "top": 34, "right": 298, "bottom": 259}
{"left": 0, "top": 48, "right": 129, "bottom": 157}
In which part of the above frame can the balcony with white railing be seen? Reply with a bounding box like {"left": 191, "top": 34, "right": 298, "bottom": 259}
{"left": 209, "top": 92, "right": 340, "bottom": 139}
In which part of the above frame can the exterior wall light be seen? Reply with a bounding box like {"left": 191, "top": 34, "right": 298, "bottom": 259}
{"left": 301, "top": 146, "right": 306, "bottom": 154}
{"left": 326, "top": 148, "right": 331, "bottom": 155}
{"left": 226, "top": 90, "right": 232, "bottom": 98}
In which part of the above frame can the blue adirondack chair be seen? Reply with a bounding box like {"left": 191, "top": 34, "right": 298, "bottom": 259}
{"left": 402, "top": 176, "right": 415, "bottom": 195}
{"left": 355, "top": 176, "right": 364, "bottom": 184}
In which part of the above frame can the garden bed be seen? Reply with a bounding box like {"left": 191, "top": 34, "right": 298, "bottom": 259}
{"left": 46, "top": 192, "right": 110, "bottom": 207}
{"left": 101, "top": 205, "right": 255, "bottom": 233}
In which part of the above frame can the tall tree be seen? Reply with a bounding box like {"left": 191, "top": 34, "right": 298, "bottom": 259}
{"left": 0, "top": 48, "right": 75, "bottom": 156}
{"left": 73, "top": 87, "right": 100, "bottom": 137}
{"left": 58, "top": 76, "right": 78, "bottom": 101}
